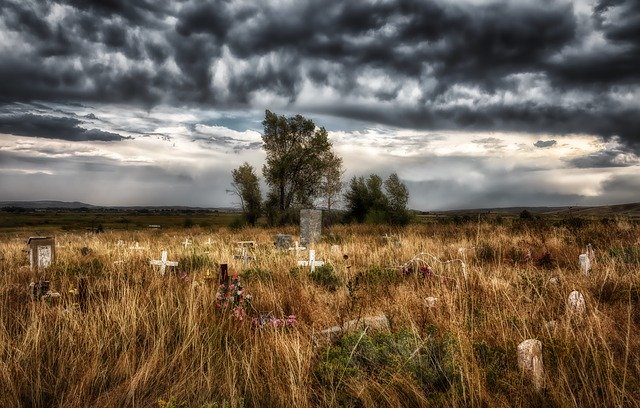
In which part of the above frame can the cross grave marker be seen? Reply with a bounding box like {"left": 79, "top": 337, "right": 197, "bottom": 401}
{"left": 297, "top": 249, "right": 325, "bottom": 272}
{"left": 150, "top": 250, "right": 179, "bottom": 276}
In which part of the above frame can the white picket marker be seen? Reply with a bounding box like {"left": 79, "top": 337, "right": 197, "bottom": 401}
{"left": 297, "top": 249, "right": 325, "bottom": 272}
{"left": 150, "top": 250, "right": 178, "bottom": 276}
{"left": 579, "top": 254, "right": 590, "bottom": 275}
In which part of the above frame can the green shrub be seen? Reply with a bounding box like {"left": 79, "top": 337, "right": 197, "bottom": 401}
{"left": 310, "top": 264, "right": 341, "bottom": 291}
{"left": 314, "top": 329, "right": 459, "bottom": 405}
{"left": 178, "top": 253, "right": 213, "bottom": 272}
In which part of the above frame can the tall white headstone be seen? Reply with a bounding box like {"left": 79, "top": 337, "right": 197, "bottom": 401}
{"left": 568, "top": 290, "right": 586, "bottom": 316}
{"left": 517, "top": 339, "right": 544, "bottom": 392}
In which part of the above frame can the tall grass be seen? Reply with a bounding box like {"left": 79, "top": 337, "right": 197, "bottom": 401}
{"left": 0, "top": 220, "right": 638, "bottom": 407}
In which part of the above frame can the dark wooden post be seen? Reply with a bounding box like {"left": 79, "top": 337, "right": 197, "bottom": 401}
{"left": 78, "top": 276, "right": 88, "bottom": 312}
{"left": 219, "top": 264, "right": 228, "bottom": 285}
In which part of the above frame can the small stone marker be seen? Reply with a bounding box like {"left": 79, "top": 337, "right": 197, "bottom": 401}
{"left": 182, "top": 238, "right": 192, "bottom": 248}
{"left": 567, "top": 290, "right": 586, "bottom": 316}
{"left": 275, "top": 234, "right": 293, "bottom": 249}
{"left": 425, "top": 296, "right": 438, "bottom": 308}
{"left": 150, "top": 250, "right": 178, "bottom": 276}
{"left": 517, "top": 339, "right": 544, "bottom": 392}
{"left": 297, "top": 249, "right": 325, "bottom": 272}
{"left": 233, "top": 241, "right": 255, "bottom": 264}
{"left": 383, "top": 233, "right": 401, "bottom": 247}
{"left": 579, "top": 254, "right": 590, "bottom": 275}
{"left": 314, "top": 314, "right": 390, "bottom": 346}
{"left": 129, "top": 242, "right": 146, "bottom": 251}
{"left": 300, "top": 209, "right": 322, "bottom": 245}
{"left": 27, "top": 237, "right": 55, "bottom": 271}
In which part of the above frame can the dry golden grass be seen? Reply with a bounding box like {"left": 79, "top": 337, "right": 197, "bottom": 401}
{"left": 1, "top": 220, "right": 639, "bottom": 407}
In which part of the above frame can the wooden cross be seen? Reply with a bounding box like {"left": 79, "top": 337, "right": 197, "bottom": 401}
{"left": 288, "top": 241, "right": 306, "bottom": 254}
{"left": 297, "top": 249, "right": 325, "bottom": 272}
{"left": 182, "top": 238, "right": 192, "bottom": 248}
{"left": 204, "top": 238, "right": 213, "bottom": 246}
{"left": 150, "top": 250, "right": 178, "bottom": 276}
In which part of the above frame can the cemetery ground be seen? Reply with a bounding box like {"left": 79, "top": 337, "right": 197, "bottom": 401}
{"left": 0, "top": 217, "right": 639, "bottom": 407}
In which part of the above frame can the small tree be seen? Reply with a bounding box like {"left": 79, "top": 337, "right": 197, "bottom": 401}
{"left": 344, "top": 173, "right": 410, "bottom": 225}
{"left": 384, "top": 173, "right": 410, "bottom": 225}
{"left": 230, "top": 163, "right": 262, "bottom": 226}
{"left": 319, "top": 152, "right": 343, "bottom": 211}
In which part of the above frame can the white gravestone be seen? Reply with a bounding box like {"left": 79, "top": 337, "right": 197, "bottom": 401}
{"left": 297, "top": 249, "right": 325, "bottom": 272}
{"left": 150, "top": 250, "right": 178, "bottom": 276}
{"left": 567, "top": 290, "right": 586, "bottom": 316}
{"left": 27, "top": 237, "right": 55, "bottom": 271}
{"left": 517, "top": 339, "right": 544, "bottom": 392}
{"left": 579, "top": 254, "right": 590, "bottom": 275}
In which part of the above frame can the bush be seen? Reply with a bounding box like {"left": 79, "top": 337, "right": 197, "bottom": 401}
{"left": 314, "top": 329, "right": 459, "bottom": 405}
{"left": 309, "top": 264, "right": 340, "bottom": 291}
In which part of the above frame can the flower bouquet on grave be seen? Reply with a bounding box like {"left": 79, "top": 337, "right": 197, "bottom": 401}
{"left": 252, "top": 313, "right": 297, "bottom": 329}
{"left": 215, "top": 273, "right": 252, "bottom": 321}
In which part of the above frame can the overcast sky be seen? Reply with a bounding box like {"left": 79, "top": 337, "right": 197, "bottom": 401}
{"left": 0, "top": 0, "right": 639, "bottom": 210}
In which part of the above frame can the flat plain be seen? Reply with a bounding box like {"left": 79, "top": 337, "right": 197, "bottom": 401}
{"left": 1, "top": 211, "right": 639, "bottom": 407}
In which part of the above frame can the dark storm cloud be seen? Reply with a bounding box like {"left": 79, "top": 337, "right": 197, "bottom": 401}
{"left": 567, "top": 147, "right": 640, "bottom": 168}
{"left": 0, "top": 114, "right": 129, "bottom": 141}
{"left": 0, "top": 0, "right": 639, "bottom": 148}
{"left": 534, "top": 140, "right": 557, "bottom": 148}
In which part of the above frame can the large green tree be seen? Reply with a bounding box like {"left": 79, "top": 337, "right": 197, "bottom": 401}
{"left": 261, "top": 110, "right": 339, "bottom": 224}
{"left": 230, "top": 162, "right": 262, "bottom": 226}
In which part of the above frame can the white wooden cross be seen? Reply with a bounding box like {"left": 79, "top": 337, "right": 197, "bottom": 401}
{"left": 129, "top": 242, "right": 146, "bottom": 250}
{"left": 288, "top": 241, "right": 306, "bottom": 254}
{"left": 204, "top": 238, "right": 213, "bottom": 246}
{"left": 297, "top": 249, "right": 325, "bottom": 272}
{"left": 182, "top": 238, "right": 192, "bottom": 248}
{"left": 150, "top": 250, "right": 178, "bottom": 276}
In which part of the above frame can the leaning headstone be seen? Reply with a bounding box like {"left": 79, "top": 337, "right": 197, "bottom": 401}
{"left": 27, "top": 237, "right": 55, "bottom": 271}
{"left": 275, "top": 234, "right": 293, "bottom": 249}
{"left": 567, "top": 290, "right": 586, "bottom": 316}
{"left": 517, "top": 339, "right": 544, "bottom": 392}
{"left": 300, "top": 209, "right": 322, "bottom": 245}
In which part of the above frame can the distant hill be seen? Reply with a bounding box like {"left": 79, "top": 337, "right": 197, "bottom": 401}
{"left": 429, "top": 202, "right": 640, "bottom": 218}
{"left": 0, "top": 200, "right": 237, "bottom": 212}
{"left": 0, "top": 200, "right": 97, "bottom": 209}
